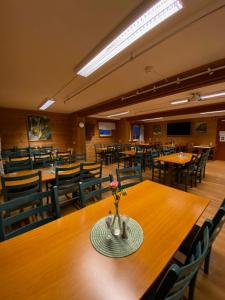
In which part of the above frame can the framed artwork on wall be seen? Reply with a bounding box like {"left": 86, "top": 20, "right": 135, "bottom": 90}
{"left": 27, "top": 115, "right": 52, "bottom": 141}
{"left": 153, "top": 124, "right": 162, "bottom": 135}
{"left": 195, "top": 122, "right": 207, "bottom": 134}
{"left": 99, "top": 129, "right": 112, "bottom": 137}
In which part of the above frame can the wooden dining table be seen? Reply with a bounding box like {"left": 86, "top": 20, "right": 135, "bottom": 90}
{"left": 154, "top": 153, "right": 195, "bottom": 186}
{"left": 156, "top": 152, "right": 194, "bottom": 165}
{"left": 0, "top": 180, "right": 209, "bottom": 300}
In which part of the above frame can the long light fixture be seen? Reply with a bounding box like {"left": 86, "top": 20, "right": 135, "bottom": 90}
{"left": 201, "top": 91, "right": 225, "bottom": 100}
{"left": 200, "top": 110, "right": 225, "bottom": 115}
{"left": 39, "top": 98, "right": 55, "bottom": 110}
{"left": 171, "top": 99, "right": 189, "bottom": 105}
{"left": 77, "top": 0, "right": 183, "bottom": 77}
{"left": 107, "top": 111, "right": 129, "bottom": 118}
{"left": 141, "top": 117, "right": 163, "bottom": 121}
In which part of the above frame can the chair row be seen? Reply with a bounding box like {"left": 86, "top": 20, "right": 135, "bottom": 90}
{"left": 0, "top": 166, "right": 142, "bottom": 240}
{"left": 3, "top": 152, "right": 86, "bottom": 173}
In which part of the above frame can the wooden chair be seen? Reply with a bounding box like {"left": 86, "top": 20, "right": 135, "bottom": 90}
{"left": 34, "top": 153, "right": 51, "bottom": 168}
{"left": 144, "top": 225, "right": 210, "bottom": 300}
{"left": 116, "top": 166, "right": 143, "bottom": 189}
{"left": 55, "top": 164, "right": 81, "bottom": 206}
{"left": 175, "top": 155, "right": 197, "bottom": 191}
{"left": 80, "top": 161, "right": 102, "bottom": 182}
{"left": 0, "top": 186, "right": 60, "bottom": 241}
{"left": 5, "top": 156, "right": 33, "bottom": 173}
{"left": 94, "top": 144, "right": 102, "bottom": 161}
{"left": 79, "top": 175, "right": 113, "bottom": 208}
{"left": 134, "top": 149, "right": 145, "bottom": 171}
{"left": 57, "top": 151, "right": 71, "bottom": 164}
{"left": 151, "top": 153, "right": 167, "bottom": 184}
{"left": 1, "top": 171, "right": 42, "bottom": 202}
{"left": 178, "top": 198, "right": 225, "bottom": 275}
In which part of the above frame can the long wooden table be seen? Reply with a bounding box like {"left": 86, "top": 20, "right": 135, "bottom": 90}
{"left": 0, "top": 180, "right": 209, "bottom": 300}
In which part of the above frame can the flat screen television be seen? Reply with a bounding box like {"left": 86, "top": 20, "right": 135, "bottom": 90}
{"left": 167, "top": 122, "right": 191, "bottom": 136}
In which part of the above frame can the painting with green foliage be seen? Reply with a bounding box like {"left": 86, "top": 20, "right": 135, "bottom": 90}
{"left": 28, "top": 115, "right": 51, "bottom": 141}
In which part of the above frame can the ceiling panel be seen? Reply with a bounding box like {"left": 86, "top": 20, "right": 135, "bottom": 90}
{"left": 0, "top": 0, "right": 224, "bottom": 114}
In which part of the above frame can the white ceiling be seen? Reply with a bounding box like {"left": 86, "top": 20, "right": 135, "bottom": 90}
{"left": 0, "top": 0, "right": 225, "bottom": 115}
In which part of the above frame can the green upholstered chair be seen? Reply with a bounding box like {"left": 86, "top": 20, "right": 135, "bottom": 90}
{"left": 0, "top": 186, "right": 60, "bottom": 241}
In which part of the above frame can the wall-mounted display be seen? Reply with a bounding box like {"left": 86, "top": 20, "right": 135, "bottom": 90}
{"left": 28, "top": 115, "right": 51, "bottom": 141}
{"left": 167, "top": 122, "right": 191, "bottom": 136}
{"left": 98, "top": 122, "right": 115, "bottom": 137}
{"left": 195, "top": 122, "right": 207, "bottom": 134}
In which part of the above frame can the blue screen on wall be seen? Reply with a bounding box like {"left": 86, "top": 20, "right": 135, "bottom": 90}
{"left": 99, "top": 129, "right": 112, "bottom": 137}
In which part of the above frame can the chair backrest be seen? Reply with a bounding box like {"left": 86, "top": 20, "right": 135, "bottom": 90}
{"left": 57, "top": 151, "right": 71, "bottom": 163}
{"left": 79, "top": 174, "right": 113, "bottom": 207}
{"left": 55, "top": 164, "right": 80, "bottom": 190}
{"left": 1, "top": 171, "right": 42, "bottom": 201}
{"left": 81, "top": 161, "right": 102, "bottom": 182}
{"left": 210, "top": 198, "right": 225, "bottom": 243}
{"left": 0, "top": 186, "right": 60, "bottom": 241}
{"left": 154, "top": 225, "right": 210, "bottom": 300}
{"left": 116, "top": 166, "right": 143, "bottom": 189}
{"left": 5, "top": 156, "right": 33, "bottom": 173}
{"left": 74, "top": 153, "right": 86, "bottom": 162}
{"left": 34, "top": 153, "right": 51, "bottom": 166}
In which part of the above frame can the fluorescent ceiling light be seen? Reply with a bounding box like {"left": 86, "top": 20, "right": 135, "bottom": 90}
{"left": 107, "top": 111, "right": 129, "bottom": 118}
{"left": 77, "top": 0, "right": 183, "bottom": 77}
{"left": 201, "top": 91, "right": 225, "bottom": 100}
{"left": 141, "top": 117, "right": 163, "bottom": 121}
{"left": 39, "top": 99, "right": 55, "bottom": 110}
{"left": 200, "top": 110, "right": 225, "bottom": 115}
{"left": 171, "top": 99, "right": 189, "bottom": 105}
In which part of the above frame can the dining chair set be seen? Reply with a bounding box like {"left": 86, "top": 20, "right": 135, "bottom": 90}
{"left": 152, "top": 150, "right": 210, "bottom": 192}
{"left": 2, "top": 148, "right": 86, "bottom": 173}
{"left": 143, "top": 198, "right": 225, "bottom": 300}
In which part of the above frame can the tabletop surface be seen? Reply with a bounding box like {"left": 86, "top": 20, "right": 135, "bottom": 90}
{"left": 0, "top": 180, "right": 209, "bottom": 300}
{"left": 192, "top": 145, "right": 214, "bottom": 149}
{"left": 156, "top": 152, "right": 194, "bottom": 164}
{"left": 120, "top": 150, "right": 137, "bottom": 156}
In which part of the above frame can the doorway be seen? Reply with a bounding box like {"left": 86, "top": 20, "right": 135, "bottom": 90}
{"left": 215, "top": 119, "right": 225, "bottom": 160}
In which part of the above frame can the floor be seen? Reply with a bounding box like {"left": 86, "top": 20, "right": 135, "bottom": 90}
{"left": 63, "top": 160, "right": 225, "bottom": 300}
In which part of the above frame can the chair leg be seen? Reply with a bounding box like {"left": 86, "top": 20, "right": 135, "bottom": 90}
{"left": 188, "top": 272, "right": 197, "bottom": 300}
{"left": 204, "top": 247, "right": 212, "bottom": 274}
{"left": 152, "top": 167, "right": 155, "bottom": 181}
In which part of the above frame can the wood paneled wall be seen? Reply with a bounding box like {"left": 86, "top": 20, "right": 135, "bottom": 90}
{"left": 85, "top": 118, "right": 117, "bottom": 161}
{"left": 0, "top": 108, "right": 72, "bottom": 150}
{"left": 144, "top": 118, "right": 217, "bottom": 145}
